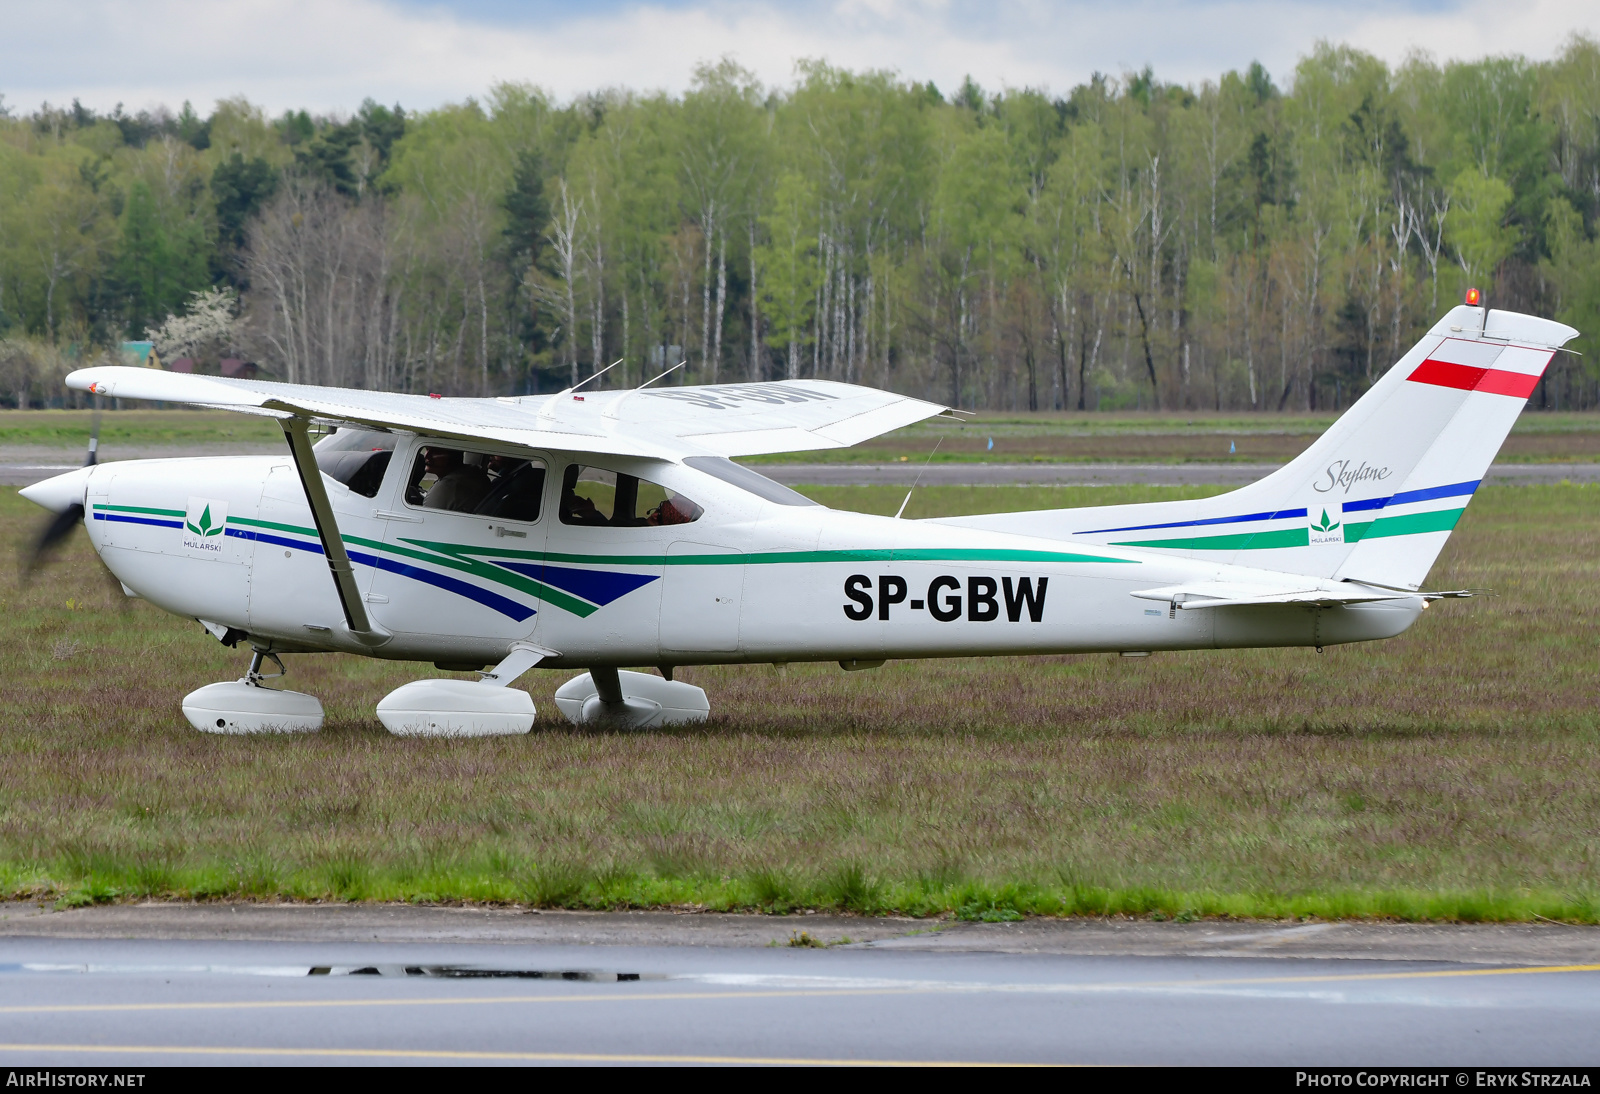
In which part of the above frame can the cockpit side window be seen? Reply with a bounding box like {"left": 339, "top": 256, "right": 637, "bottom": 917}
{"left": 404, "top": 445, "right": 547, "bottom": 520}
{"left": 559, "top": 464, "right": 702, "bottom": 528}
{"left": 474, "top": 458, "right": 546, "bottom": 522}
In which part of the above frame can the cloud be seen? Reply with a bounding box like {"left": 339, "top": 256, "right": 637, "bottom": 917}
{"left": 2, "top": 0, "right": 1594, "bottom": 116}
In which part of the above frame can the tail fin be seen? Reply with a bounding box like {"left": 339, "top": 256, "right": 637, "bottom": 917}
{"left": 935, "top": 305, "right": 1578, "bottom": 589}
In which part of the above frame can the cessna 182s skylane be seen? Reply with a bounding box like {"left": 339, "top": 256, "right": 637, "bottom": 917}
{"left": 18, "top": 300, "right": 1578, "bottom": 735}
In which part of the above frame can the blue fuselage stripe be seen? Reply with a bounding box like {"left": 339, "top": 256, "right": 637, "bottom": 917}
{"left": 227, "top": 527, "right": 316, "bottom": 552}
{"left": 1343, "top": 479, "right": 1481, "bottom": 512}
{"left": 346, "top": 550, "right": 536, "bottom": 622}
{"left": 93, "top": 513, "right": 182, "bottom": 530}
{"left": 1080, "top": 479, "right": 1483, "bottom": 534}
{"left": 1080, "top": 508, "right": 1305, "bottom": 535}
{"left": 223, "top": 527, "right": 534, "bottom": 622}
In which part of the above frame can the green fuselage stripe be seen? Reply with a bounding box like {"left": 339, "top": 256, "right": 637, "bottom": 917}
{"left": 93, "top": 503, "right": 184, "bottom": 517}
{"left": 1112, "top": 527, "right": 1309, "bottom": 551}
{"left": 228, "top": 515, "right": 313, "bottom": 535}
{"left": 539, "top": 547, "right": 1133, "bottom": 566}
{"left": 225, "top": 518, "right": 1126, "bottom": 569}
{"left": 226, "top": 518, "right": 595, "bottom": 617}
{"left": 392, "top": 537, "right": 595, "bottom": 618}
{"left": 196, "top": 514, "right": 1137, "bottom": 617}
{"left": 1110, "top": 507, "right": 1467, "bottom": 551}
{"left": 1352, "top": 507, "right": 1465, "bottom": 540}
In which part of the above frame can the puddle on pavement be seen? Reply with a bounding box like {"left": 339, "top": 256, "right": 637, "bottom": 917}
{"left": 1, "top": 963, "right": 658, "bottom": 981}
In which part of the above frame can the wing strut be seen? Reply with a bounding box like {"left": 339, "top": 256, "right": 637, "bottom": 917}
{"left": 280, "top": 418, "right": 389, "bottom": 648}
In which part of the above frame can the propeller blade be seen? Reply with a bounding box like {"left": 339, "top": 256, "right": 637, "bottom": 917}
{"left": 19, "top": 400, "right": 100, "bottom": 579}
{"left": 22, "top": 502, "right": 84, "bottom": 576}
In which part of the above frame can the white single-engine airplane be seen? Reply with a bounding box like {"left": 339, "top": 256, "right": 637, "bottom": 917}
{"left": 19, "top": 299, "right": 1578, "bottom": 735}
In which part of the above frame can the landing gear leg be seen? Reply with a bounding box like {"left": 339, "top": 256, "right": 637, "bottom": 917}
{"left": 590, "top": 666, "right": 625, "bottom": 706}
{"left": 181, "top": 647, "right": 324, "bottom": 734}
{"left": 245, "top": 649, "right": 286, "bottom": 687}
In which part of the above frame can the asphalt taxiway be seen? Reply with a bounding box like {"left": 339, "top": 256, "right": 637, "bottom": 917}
{"left": 0, "top": 904, "right": 1594, "bottom": 1066}
{"left": 8, "top": 451, "right": 1598, "bottom": 488}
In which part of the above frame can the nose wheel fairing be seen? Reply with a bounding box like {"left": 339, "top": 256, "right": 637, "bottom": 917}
{"left": 553, "top": 669, "right": 710, "bottom": 729}
{"left": 181, "top": 650, "right": 324, "bottom": 734}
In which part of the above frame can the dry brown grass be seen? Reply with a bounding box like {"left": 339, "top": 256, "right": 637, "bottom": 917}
{"left": 1, "top": 482, "right": 1597, "bottom": 919}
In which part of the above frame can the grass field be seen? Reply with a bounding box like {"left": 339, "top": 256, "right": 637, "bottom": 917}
{"left": 7, "top": 408, "right": 1600, "bottom": 464}
{"left": 745, "top": 412, "right": 1600, "bottom": 465}
{"left": 2, "top": 480, "right": 1599, "bottom": 922}
{"left": 0, "top": 409, "right": 284, "bottom": 448}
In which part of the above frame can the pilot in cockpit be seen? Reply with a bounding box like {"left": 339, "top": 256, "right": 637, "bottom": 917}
{"left": 421, "top": 447, "right": 490, "bottom": 512}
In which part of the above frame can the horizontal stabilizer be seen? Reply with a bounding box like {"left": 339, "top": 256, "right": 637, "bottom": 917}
{"left": 1131, "top": 582, "right": 1413, "bottom": 610}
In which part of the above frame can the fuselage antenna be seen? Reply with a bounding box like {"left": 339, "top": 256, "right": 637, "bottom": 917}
{"left": 895, "top": 437, "right": 943, "bottom": 519}
{"left": 637, "top": 360, "right": 687, "bottom": 389}
{"left": 560, "top": 358, "right": 623, "bottom": 396}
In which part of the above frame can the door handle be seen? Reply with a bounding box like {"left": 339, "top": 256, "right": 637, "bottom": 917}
{"left": 491, "top": 525, "right": 527, "bottom": 538}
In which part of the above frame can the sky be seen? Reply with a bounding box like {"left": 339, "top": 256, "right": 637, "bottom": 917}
{"left": 3, "top": 0, "right": 1596, "bottom": 117}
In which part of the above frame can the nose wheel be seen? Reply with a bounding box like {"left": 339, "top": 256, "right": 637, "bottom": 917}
{"left": 181, "top": 647, "right": 325, "bottom": 734}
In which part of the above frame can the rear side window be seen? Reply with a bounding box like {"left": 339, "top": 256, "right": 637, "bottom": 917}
{"left": 560, "top": 465, "right": 702, "bottom": 527}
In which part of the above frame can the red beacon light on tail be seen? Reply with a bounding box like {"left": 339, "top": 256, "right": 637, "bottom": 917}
{"left": 1465, "top": 287, "right": 1481, "bottom": 307}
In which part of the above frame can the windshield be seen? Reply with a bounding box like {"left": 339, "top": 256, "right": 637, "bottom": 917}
{"left": 683, "top": 456, "right": 819, "bottom": 507}
{"left": 313, "top": 428, "right": 397, "bottom": 498}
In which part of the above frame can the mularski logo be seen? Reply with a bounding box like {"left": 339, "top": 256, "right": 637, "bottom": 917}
{"left": 1308, "top": 503, "right": 1344, "bottom": 545}
{"left": 182, "top": 497, "right": 229, "bottom": 558}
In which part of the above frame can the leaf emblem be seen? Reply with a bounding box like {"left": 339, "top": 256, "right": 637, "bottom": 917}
{"left": 187, "top": 504, "right": 223, "bottom": 537}
{"left": 1313, "top": 508, "right": 1341, "bottom": 533}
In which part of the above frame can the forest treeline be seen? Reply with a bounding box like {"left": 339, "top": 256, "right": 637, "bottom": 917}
{"left": 3, "top": 38, "right": 1600, "bottom": 411}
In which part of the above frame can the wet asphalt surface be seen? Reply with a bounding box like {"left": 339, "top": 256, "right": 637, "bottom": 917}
{"left": 0, "top": 906, "right": 1595, "bottom": 1066}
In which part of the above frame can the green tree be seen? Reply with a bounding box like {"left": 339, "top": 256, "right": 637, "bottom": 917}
{"left": 211, "top": 153, "right": 279, "bottom": 266}
{"left": 679, "top": 59, "right": 765, "bottom": 382}
{"left": 1543, "top": 196, "right": 1600, "bottom": 365}
{"left": 1448, "top": 168, "right": 1516, "bottom": 289}
{"left": 756, "top": 171, "right": 821, "bottom": 378}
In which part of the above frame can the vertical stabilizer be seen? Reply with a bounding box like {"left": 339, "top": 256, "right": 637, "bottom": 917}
{"left": 932, "top": 305, "right": 1578, "bottom": 589}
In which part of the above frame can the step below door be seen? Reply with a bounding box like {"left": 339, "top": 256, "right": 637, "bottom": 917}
{"left": 659, "top": 542, "right": 744, "bottom": 653}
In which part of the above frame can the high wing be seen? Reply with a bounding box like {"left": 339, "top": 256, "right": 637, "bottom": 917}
{"left": 63, "top": 367, "right": 949, "bottom": 458}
